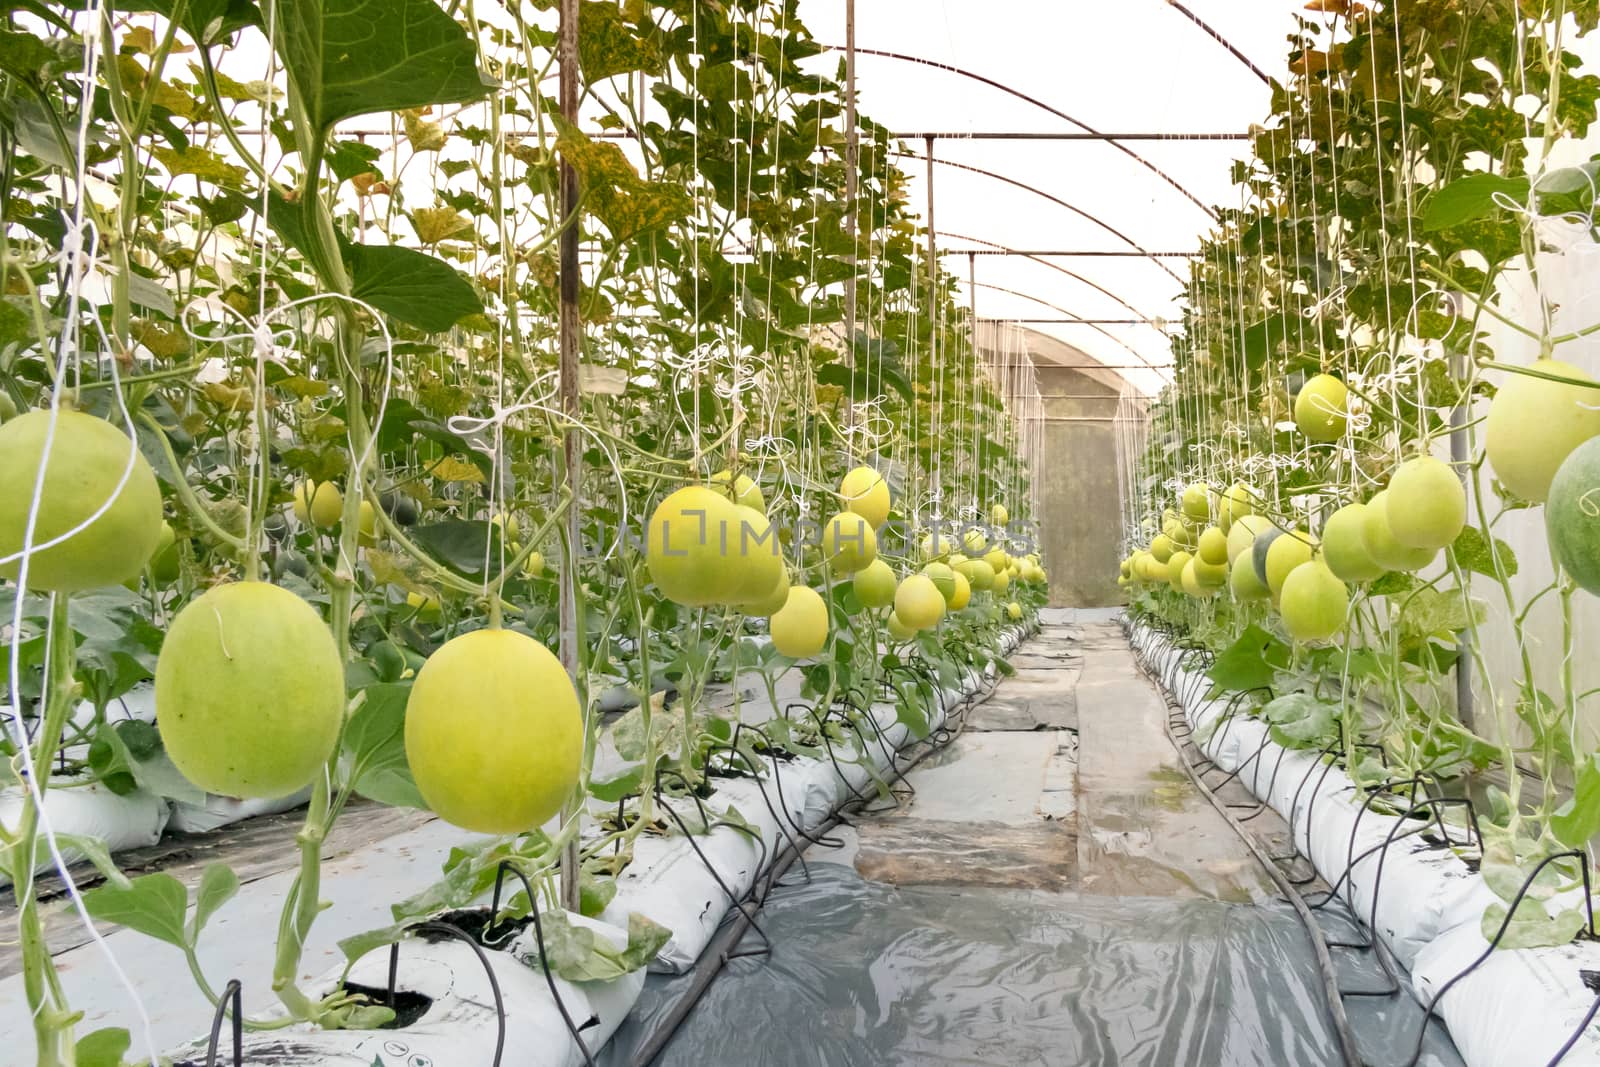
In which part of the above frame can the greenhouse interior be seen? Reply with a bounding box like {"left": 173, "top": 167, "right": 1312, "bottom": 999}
{"left": 11, "top": 0, "right": 1600, "bottom": 1064}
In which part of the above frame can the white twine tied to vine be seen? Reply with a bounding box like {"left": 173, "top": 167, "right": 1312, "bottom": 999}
{"left": 174, "top": 291, "right": 400, "bottom": 583}
{"left": 839, "top": 395, "right": 894, "bottom": 452}
{"left": 4, "top": 6, "right": 166, "bottom": 1058}
{"left": 446, "top": 389, "right": 632, "bottom": 562}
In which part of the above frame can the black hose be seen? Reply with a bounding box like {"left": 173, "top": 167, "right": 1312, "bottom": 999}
{"left": 625, "top": 636, "right": 1018, "bottom": 1066}
{"left": 1136, "top": 627, "right": 1363, "bottom": 1067}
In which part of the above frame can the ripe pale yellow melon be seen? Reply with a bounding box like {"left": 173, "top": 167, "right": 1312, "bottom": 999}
{"left": 1484, "top": 358, "right": 1600, "bottom": 503}
{"left": 1227, "top": 514, "right": 1273, "bottom": 564}
{"left": 1264, "top": 530, "right": 1317, "bottom": 595}
{"left": 770, "top": 586, "right": 829, "bottom": 657}
{"left": 852, "top": 558, "right": 898, "bottom": 609}
{"left": 894, "top": 574, "right": 947, "bottom": 630}
{"left": 1321, "top": 503, "right": 1385, "bottom": 582}
{"left": 1295, "top": 374, "right": 1348, "bottom": 442}
{"left": 1386, "top": 456, "right": 1465, "bottom": 550}
{"left": 839, "top": 466, "right": 891, "bottom": 528}
{"left": 646, "top": 485, "right": 742, "bottom": 606}
{"left": 712, "top": 469, "right": 765, "bottom": 512}
{"left": 1279, "top": 560, "right": 1349, "bottom": 643}
{"left": 406, "top": 627, "right": 582, "bottom": 833}
{"left": 822, "top": 511, "right": 877, "bottom": 575}
{"left": 1361, "top": 489, "right": 1437, "bottom": 573}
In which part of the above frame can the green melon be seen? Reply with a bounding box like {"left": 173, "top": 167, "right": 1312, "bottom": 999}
{"left": 0, "top": 409, "right": 164, "bottom": 592}
{"left": 1251, "top": 527, "right": 1285, "bottom": 586}
{"left": 1321, "top": 502, "right": 1385, "bottom": 582}
{"left": 1361, "top": 489, "right": 1437, "bottom": 573}
{"left": 1387, "top": 456, "right": 1465, "bottom": 550}
{"left": 1546, "top": 437, "right": 1600, "bottom": 595}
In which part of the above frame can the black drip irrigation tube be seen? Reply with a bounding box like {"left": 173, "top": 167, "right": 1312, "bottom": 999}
{"left": 1126, "top": 615, "right": 1600, "bottom": 1067}
{"left": 625, "top": 621, "right": 1036, "bottom": 1067}
{"left": 1127, "top": 617, "right": 1363, "bottom": 1067}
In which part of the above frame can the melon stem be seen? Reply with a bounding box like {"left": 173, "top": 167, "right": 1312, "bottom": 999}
{"left": 12, "top": 595, "right": 82, "bottom": 1065}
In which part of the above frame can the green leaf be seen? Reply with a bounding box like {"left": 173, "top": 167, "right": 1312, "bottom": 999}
{"left": 189, "top": 864, "right": 240, "bottom": 941}
{"left": 0, "top": 27, "right": 83, "bottom": 84}
{"left": 1240, "top": 316, "right": 1288, "bottom": 369}
{"left": 588, "top": 766, "right": 643, "bottom": 803}
{"left": 342, "top": 683, "right": 427, "bottom": 809}
{"left": 407, "top": 520, "right": 504, "bottom": 580}
{"left": 1369, "top": 571, "right": 1416, "bottom": 597}
{"left": 1450, "top": 524, "right": 1517, "bottom": 579}
{"left": 1423, "top": 173, "right": 1530, "bottom": 232}
{"left": 1206, "top": 624, "right": 1289, "bottom": 692}
{"left": 1481, "top": 898, "right": 1586, "bottom": 950}
{"left": 579, "top": 872, "right": 617, "bottom": 919}
{"left": 338, "top": 920, "right": 412, "bottom": 964}
{"left": 74, "top": 1028, "right": 131, "bottom": 1067}
{"left": 1262, "top": 692, "right": 1339, "bottom": 749}
{"left": 531, "top": 909, "right": 670, "bottom": 982}
{"left": 83, "top": 872, "right": 190, "bottom": 948}
{"left": 1550, "top": 753, "right": 1600, "bottom": 848}
{"left": 1398, "top": 587, "right": 1481, "bottom": 640}
{"left": 345, "top": 242, "right": 483, "bottom": 332}
{"left": 86, "top": 722, "right": 139, "bottom": 796}
{"left": 275, "top": 0, "right": 491, "bottom": 133}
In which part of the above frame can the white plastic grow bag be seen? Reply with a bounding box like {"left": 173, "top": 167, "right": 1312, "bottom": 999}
{"left": 1411, "top": 919, "right": 1600, "bottom": 1066}
{"left": 165, "top": 915, "right": 643, "bottom": 1067}
{"left": 0, "top": 779, "right": 169, "bottom": 887}
{"left": 167, "top": 788, "right": 311, "bottom": 834}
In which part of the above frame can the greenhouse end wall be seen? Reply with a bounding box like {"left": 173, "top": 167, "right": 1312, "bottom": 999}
{"left": 1039, "top": 363, "right": 1127, "bottom": 609}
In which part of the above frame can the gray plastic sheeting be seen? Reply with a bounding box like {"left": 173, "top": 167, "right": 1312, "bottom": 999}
{"left": 603, "top": 862, "right": 1462, "bottom": 1067}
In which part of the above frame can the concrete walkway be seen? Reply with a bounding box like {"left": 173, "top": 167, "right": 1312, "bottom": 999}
{"left": 838, "top": 615, "right": 1277, "bottom": 902}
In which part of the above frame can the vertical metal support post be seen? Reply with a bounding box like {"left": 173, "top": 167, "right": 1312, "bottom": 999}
{"left": 557, "top": 0, "right": 583, "bottom": 913}
{"left": 1450, "top": 333, "right": 1475, "bottom": 731}
{"left": 843, "top": 0, "right": 858, "bottom": 349}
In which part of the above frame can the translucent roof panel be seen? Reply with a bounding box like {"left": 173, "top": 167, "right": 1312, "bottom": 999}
{"left": 798, "top": 1, "right": 1303, "bottom": 396}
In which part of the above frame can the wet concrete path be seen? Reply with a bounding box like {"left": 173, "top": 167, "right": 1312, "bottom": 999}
{"left": 848, "top": 612, "right": 1277, "bottom": 902}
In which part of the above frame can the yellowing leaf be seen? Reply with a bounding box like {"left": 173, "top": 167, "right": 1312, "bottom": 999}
{"left": 411, "top": 206, "right": 473, "bottom": 245}
{"left": 431, "top": 455, "right": 485, "bottom": 483}
{"left": 402, "top": 108, "right": 448, "bottom": 152}
{"left": 153, "top": 146, "right": 248, "bottom": 186}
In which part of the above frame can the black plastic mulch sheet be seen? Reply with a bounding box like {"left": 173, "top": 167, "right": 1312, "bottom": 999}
{"left": 602, "top": 860, "right": 1463, "bottom": 1067}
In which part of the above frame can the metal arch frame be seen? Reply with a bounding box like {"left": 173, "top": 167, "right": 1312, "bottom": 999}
{"left": 936, "top": 230, "right": 1162, "bottom": 327}
{"left": 970, "top": 280, "right": 1172, "bottom": 380}
{"left": 822, "top": 44, "right": 1219, "bottom": 219}
{"left": 888, "top": 150, "right": 1187, "bottom": 286}
{"left": 1161, "top": 1, "right": 1275, "bottom": 86}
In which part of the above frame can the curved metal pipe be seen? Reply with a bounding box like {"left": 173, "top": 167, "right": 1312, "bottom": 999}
{"left": 972, "top": 280, "right": 1168, "bottom": 377}
{"left": 1162, "top": 1, "right": 1274, "bottom": 85}
{"left": 938, "top": 230, "right": 1159, "bottom": 325}
{"left": 889, "top": 150, "right": 1186, "bottom": 286}
{"left": 823, "top": 44, "right": 1218, "bottom": 219}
